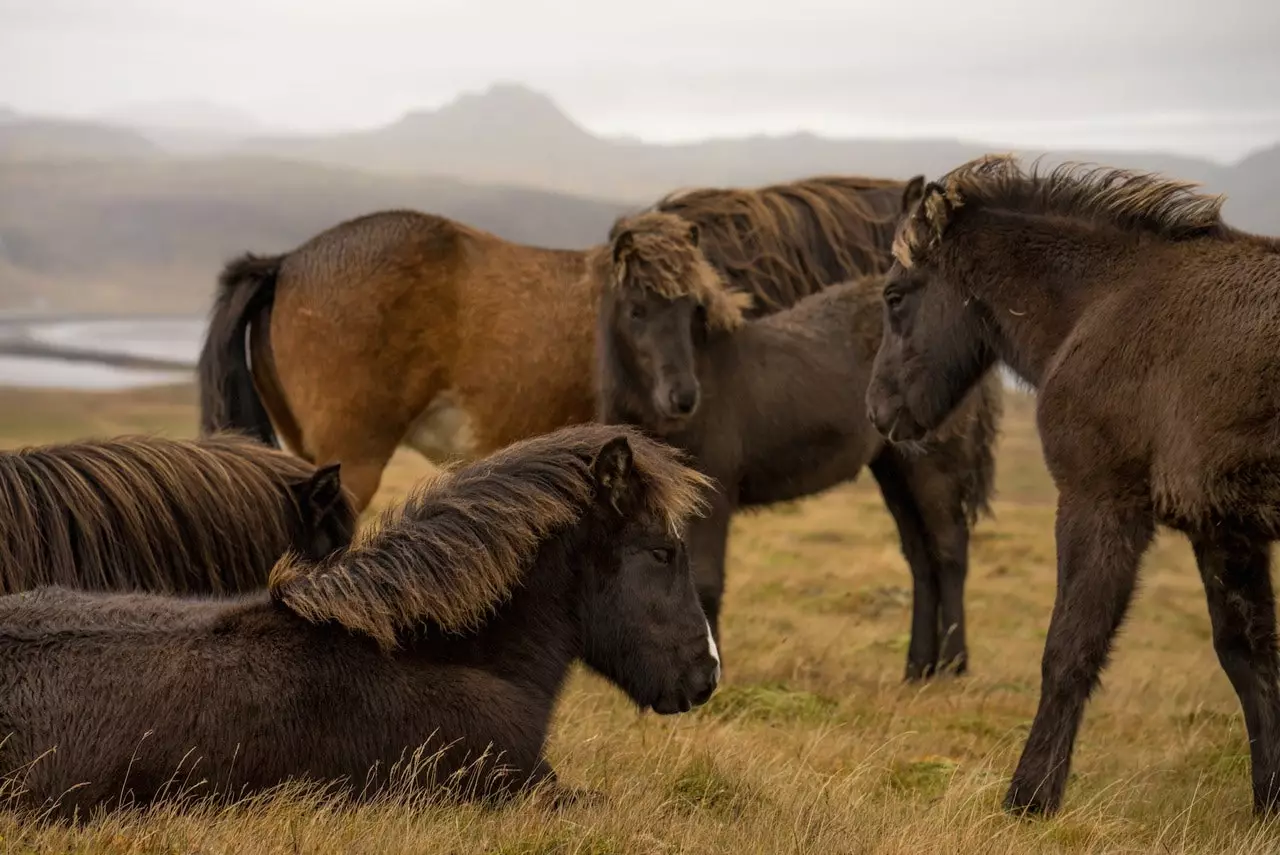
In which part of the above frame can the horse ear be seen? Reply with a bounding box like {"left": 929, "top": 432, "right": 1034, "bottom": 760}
{"left": 612, "top": 229, "right": 634, "bottom": 265}
{"left": 920, "top": 181, "right": 958, "bottom": 240}
{"left": 901, "top": 175, "right": 926, "bottom": 215}
{"left": 686, "top": 222, "right": 700, "bottom": 248}
{"left": 296, "top": 463, "right": 344, "bottom": 517}
{"left": 592, "top": 436, "right": 634, "bottom": 512}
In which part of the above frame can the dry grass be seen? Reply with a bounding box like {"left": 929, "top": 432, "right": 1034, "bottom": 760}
{"left": 0, "top": 383, "right": 1276, "bottom": 854}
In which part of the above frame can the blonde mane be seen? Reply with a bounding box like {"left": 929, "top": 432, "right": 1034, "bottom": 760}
{"left": 269, "top": 424, "right": 712, "bottom": 650}
{"left": 601, "top": 175, "right": 910, "bottom": 329}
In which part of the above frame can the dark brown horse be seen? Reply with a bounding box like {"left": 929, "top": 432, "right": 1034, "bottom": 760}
{"left": 0, "top": 434, "right": 354, "bottom": 596}
{"left": 198, "top": 176, "right": 914, "bottom": 511}
{"left": 0, "top": 424, "right": 718, "bottom": 820}
{"left": 866, "top": 153, "right": 1280, "bottom": 818}
{"left": 598, "top": 191, "right": 1002, "bottom": 679}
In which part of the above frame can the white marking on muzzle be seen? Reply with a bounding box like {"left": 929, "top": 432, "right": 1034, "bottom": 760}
{"left": 705, "top": 620, "right": 721, "bottom": 685}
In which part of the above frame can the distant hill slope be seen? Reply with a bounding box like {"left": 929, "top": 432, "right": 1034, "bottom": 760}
{"left": 237, "top": 83, "right": 1277, "bottom": 231}
{"left": 0, "top": 116, "right": 160, "bottom": 163}
{"left": 0, "top": 157, "right": 631, "bottom": 314}
{"left": 2, "top": 85, "right": 1277, "bottom": 315}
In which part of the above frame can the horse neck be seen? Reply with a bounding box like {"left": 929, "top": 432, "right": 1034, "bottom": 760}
{"left": 943, "top": 210, "right": 1140, "bottom": 388}
{"left": 428, "top": 531, "right": 584, "bottom": 696}
{"left": 718, "top": 294, "right": 870, "bottom": 457}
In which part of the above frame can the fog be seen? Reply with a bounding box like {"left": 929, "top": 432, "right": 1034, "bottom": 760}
{"left": 3, "top": 0, "right": 1279, "bottom": 160}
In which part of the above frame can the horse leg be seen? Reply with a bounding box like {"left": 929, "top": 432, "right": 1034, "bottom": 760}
{"left": 302, "top": 426, "right": 399, "bottom": 514}
{"left": 1004, "top": 489, "right": 1153, "bottom": 816}
{"left": 912, "top": 468, "right": 972, "bottom": 678}
{"left": 689, "top": 489, "right": 733, "bottom": 644}
{"left": 1190, "top": 527, "right": 1280, "bottom": 815}
{"left": 870, "top": 452, "right": 941, "bottom": 681}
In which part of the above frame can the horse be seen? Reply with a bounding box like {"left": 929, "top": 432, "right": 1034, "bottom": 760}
{"left": 0, "top": 434, "right": 354, "bottom": 596}
{"left": 597, "top": 187, "right": 1002, "bottom": 679}
{"left": 865, "top": 153, "right": 1280, "bottom": 818}
{"left": 198, "top": 175, "right": 914, "bottom": 512}
{"left": 0, "top": 424, "right": 719, "bottom": 820}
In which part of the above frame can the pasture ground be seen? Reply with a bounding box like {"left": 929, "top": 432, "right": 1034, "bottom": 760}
{"left": 0, "top": 383, "right": 1276, "bottom": 854}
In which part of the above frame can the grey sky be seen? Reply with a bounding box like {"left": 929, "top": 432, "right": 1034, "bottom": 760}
{"left": 3, "top": 0, "right": 1279, "bottom": 161}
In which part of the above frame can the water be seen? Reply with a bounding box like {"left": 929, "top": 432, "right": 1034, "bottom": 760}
{"left": 26, "top": 318, "right": 206, "bottom": 365}
{"left": 0, "top": 356, "right": 193, "bottom": 390}
{"left": 0, "top": 316, "right": 1032, "bottom": 395}
{"left": 0, "top": 317, "right": 203, "bottom": 390}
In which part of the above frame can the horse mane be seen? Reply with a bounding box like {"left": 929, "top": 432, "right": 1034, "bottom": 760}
{"left": 600, "top": 175, "right": 909, "bottom": 330}
{"left": 269, "top": 424, "right": 712, "bottom": 650}
{"left": 0, "top": 435, "right": 333, "bottom": 595}
{"left": 894, "top": 154, "right": 1227, "bottom": 267}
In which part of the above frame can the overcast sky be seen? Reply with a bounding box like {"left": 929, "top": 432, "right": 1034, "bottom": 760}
{"left": 3, "top": 0, "right": 1279, "bottom": 161}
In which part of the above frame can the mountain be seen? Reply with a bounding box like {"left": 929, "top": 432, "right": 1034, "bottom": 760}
{"left": 0, "top": 115, "right": 160, "bottom": 163}
{"left": 236, "top": 82, "right": 1277, "bottom": 230}
{"left": 0, "top": 157, "right": 631, "bottom": 314}
{"left": 2, "top": 83, "right": 1277, "bottom": 316}
{"left": 104, "top": 100, "right": 268, "bottom": 154}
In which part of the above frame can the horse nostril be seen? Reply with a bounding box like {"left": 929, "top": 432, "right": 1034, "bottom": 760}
{"left": 670, "top": 388, "right": 698, "bottom": 416}
{"left": 692, "top": 682, "right": 715, "bottom": 706}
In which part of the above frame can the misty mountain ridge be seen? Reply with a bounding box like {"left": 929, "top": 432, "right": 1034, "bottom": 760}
{"left": 230, "top": 83, "right": 1277, "bottom": 228}
{"left": 1, "top": 83, "right": 1278, "bottom": 315}
{"left": 103, "top": 99, "right": 269, "bottom": 155}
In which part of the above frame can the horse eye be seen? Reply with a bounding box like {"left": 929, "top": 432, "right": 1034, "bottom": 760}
{"left": 629, "top": 304, "right": 647, "bottom": 321}
{"left": 650, "top": 547, "right": 674, "bottom": 564}
{"left": 884, "top": 291, "right": 904, "bottom": 310}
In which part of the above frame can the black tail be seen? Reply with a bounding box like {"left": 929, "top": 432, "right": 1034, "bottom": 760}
{"left": 197, "top": 252, "right": 284, "bottom": 445}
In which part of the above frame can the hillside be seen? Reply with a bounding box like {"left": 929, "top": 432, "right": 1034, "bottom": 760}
{"left": 0, "top": 115, "right": 160, "bottom": 163}
{"left": 0, "top": 157, "right": 630, "bottom": 314}
{"left": 2, "top": 84, "right": 1278, "bottom": 315}
{"left": 237, "top": 83, "right": 1278, "bottom": 231}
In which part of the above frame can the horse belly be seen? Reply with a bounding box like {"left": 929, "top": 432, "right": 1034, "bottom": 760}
{"left": 402, "top": 391, "right": 481, "bottom": 463}
{"left": 740, "top": 433, "right": 873, "bottom": 506}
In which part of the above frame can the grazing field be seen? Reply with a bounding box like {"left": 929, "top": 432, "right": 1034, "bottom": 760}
{"left": 0, "top": 383, "right": 1275, "bottom": 854}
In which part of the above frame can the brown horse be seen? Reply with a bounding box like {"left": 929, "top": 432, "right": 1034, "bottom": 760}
{"left": 0, "top": 434, "right": 354, "bottom": 596}
{"left": 198, "top": 176, "right": 914, "bottom": 511}
{"left": 597, "top": 192, "right": 1002, "bottom": 678}
{"left": 0, "top": 424, "right": 718, "bottom": 820}
{"left": 866, "top": 153, "right": 1280, "bottom": 818}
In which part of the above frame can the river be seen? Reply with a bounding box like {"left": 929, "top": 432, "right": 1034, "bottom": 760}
{"left": 0, "top": 316, "right": 202, "bottom": 390}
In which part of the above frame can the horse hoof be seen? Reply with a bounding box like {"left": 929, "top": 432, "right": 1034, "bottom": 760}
{"left": 903, "top": 661, "right": 937, "bottom": 682}
{"left": 536, "top": 785, "right": 605, "bottom": 810}
{"left": 1003, "top": 784, "right": 1057, "bottom": 819}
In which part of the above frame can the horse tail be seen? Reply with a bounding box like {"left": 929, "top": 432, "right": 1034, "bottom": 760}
{"left": 198, "top": 252, "right": 283, "bottom": 445}
{"left": 959, "top": 370, "right": 1004, "bottom": 525}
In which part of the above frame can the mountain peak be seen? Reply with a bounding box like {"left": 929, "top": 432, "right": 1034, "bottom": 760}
{"left": 394, "top": 83, "right": 591, "bottom": 144}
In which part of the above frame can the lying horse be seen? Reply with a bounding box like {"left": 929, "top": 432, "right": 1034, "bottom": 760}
{"left": 866, "top": 153, "right": 1280, "bottom": 818}
{"left": 0, "top": 424, "right": 719, "bottom": 819}
{"left": 597, "top": 184, "right": 1002, "bottom": 679}
{"left": 0, "top": 434, "right": 354, "bottom": 595}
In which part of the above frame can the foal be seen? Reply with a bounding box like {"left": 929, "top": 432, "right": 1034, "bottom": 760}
{"left": 0, "top": 425, "right": 719, "bottom": 819}
{"left": 0, "top": 434, "right": 354, "bottom": 595}
{"left": 866, "top": 153, "right": 1280, "bottom": 817}
{"left": 597, "top": 203, "right": 1002, "bottom": 680}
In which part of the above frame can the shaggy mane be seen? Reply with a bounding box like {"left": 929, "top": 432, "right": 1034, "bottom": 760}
{"left": 269, "top": 424, "right": 712, "bottom": 650}
{"left": 0, "top": 435, "right": 341, "bottom": 595}
{"left": 600, "top": 175, "right": 910, "bottom": 329}
{"left": 894, "top": 154, "right": 1227, "bottom": 267}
